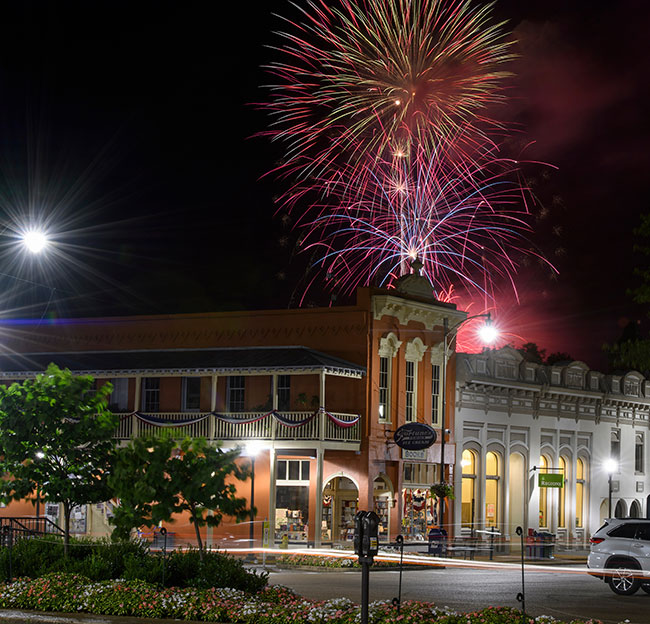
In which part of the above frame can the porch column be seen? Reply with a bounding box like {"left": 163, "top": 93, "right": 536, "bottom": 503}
{"left": 209, "top": 374, "right": 218, "bottom": 440}
{"left": 133, "top": 377, "right": 142, "bottom": 438}
{"left": 268, "top": 447, "right": 277, "bottom": 546}
{"left": 315, "top": 446, "right": 324, "bottom": 547}
{"left": 319, "top": 371, "right": 326, "bottom": 441}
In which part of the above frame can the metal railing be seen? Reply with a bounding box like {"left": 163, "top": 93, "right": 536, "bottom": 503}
{"left": 0, "top": 516, "right": 65, "bottom": 548}
{"left": 113, "top": 411, "right": 361, "bottom": 443}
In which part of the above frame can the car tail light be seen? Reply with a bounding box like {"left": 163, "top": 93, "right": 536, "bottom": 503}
{"left": 590, "top": 537, "right": 605, "bottom": 544}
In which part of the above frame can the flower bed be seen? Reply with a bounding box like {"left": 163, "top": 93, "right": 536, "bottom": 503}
{"left": 0, "top": 573, "right": 604, "bottom": 624}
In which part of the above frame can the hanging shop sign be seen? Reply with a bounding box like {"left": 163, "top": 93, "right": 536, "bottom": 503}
{"left": 394, "top": 423, "right": 437, "bottom": 451}
{"left": 538, "top": 473, "right": 564, "bottom": 488}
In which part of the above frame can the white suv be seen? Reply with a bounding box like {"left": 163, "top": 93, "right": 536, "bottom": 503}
{"left": 588, "top": 518, "right": 650, "bottom": 595}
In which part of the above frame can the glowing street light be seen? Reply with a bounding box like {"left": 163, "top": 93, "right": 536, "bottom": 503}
{"left": 21, "top": 230, "right": 49, "bottom": 254}
{"left": 438, "top": 313, "right": 498, "bottom": 527}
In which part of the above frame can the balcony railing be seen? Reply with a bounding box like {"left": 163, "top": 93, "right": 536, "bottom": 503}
{"left": 114, "top": 410, "right": 360, "bottom": 444}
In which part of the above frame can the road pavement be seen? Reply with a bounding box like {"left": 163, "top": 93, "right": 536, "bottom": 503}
{"left": 268, "top": 564, "right": 648, "bottom": 624}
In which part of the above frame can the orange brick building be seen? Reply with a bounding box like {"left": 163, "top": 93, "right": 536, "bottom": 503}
{"left": 0, "top": 276, "right": 465, "bottom": 547}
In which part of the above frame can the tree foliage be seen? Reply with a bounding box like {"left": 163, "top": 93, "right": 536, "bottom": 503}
{"left": 109, "top": 435, "right": 251, "bottom": 559}
{"left": 0, "top": 364, "right": 118, "bottom": 555}
{"left": 518, "top": 343, "right": 573, "bottom": 366}
{"left": 603, "top": 213, "right": 650, "bottom": 374}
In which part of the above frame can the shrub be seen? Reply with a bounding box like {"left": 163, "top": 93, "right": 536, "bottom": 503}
{"left": 0, "top": 536, "right": 266, "bottom": 592}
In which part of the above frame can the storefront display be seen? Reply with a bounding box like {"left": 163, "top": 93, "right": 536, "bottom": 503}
{"left": 275, "top": 485, "right": 309, "bottom": 542}
{"left": 401, "top": 488, "right": 436, "bottom": 540}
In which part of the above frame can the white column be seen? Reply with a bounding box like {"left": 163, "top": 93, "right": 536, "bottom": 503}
{"left": 209, "top": 374, "right": 218, "bottom": 440}
{"left": 268, "top": 447, "right": 277, "bottom": 546}
{"left": 133, "top": 377, "right": 142, "bottom": 438}
{"left": 315, "top": 446, "right": 324, "bottom": 547}
{"left": 319, "top": 371, "right": 326, "bottom": 440}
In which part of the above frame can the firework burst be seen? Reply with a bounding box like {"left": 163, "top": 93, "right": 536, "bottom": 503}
{"left": 262, "top": 0, "right": 514, "bottom": 189}
{"left": 298, "top": 144, "right": 551, "bottom": 301}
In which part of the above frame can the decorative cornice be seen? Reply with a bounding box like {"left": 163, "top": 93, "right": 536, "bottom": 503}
{"left": 372, "top": 295, "right": 465, "bottom": 330}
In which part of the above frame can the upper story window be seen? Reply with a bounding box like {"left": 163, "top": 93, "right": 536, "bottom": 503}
{"left": 142, "top": 377, "right": 160, "bottom": 412}
{"left": 625, "top": 379, "right": 640, "bottom": 397}
{"left": 495, "top": 360, "right": 516, "bottom": 380}
{"left": 405, "top": 360, "right": 416, "bottom": 422}
{"left": 476, "top": 359, "right": 487, "bottom": 374}
{"left": 524, "top": 367, "right": 535, "bottom": 382}
{"left": 566, "top": 370, "right": 584, "bottom": 389}
{"left": 182, "top": 377, "right": 201, "bottom": 411}
{"left": 109, "top": 378, "right": 129, "bottom": 412}
{"left": 277, "top": 375, "right": 291, "bottom": 411}
{"left": 590, "top": 376, "right": 600, "bottom": 391}
{"left": 378, "top": 356, "right": 391, "bottom": 423}
{"left": 404, "top": 338, "right": 426, "bottom": 423}
{"left": 431, "top": 363, "right": 441, "bottom": 425}
{"left": 378, "top": 333, "right": 402, "bottom": 424}
{"left": 551, "top": 370, "right": 561, "bottom": 385}
{"left": 636, "top": 432, "right": 644, "bottom": 474}
{"left": 611, "top": 429, "right": 621, "bottom": 464}
{"left": 228, "top": 376, "right": 245, "bottom": 412}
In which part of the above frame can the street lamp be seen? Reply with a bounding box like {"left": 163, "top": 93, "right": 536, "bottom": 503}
{"left": 21, "top": 230, "right": 49, "bottom": 254}
{"left": 605, "top": 458, "right": 617, "bottom": 518}
{"left": 245, "top": 441, "right": 264, "bottom": 552}
{"left": 439, "top": 313, "right": 497, "bottom": 526}
{"left": 35, "top": 451, "right": 45, "bottom": 522}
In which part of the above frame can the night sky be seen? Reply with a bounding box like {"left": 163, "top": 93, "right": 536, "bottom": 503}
{"left": 0, "top": 0, "right": 648, "bottom": 371}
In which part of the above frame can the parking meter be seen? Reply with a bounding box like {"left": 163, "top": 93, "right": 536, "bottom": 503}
{"left": 354, "top": 510, "right": 379, "bottom": 563}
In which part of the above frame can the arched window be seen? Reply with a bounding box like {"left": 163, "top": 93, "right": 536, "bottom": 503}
{"left": 461, "top": 449, "right": 477, "bottom": 529}
{"left": 539, "top": 456, "right": 549, "bottom": 529}
{"left": 615, "top": 500, "right": 626, "bottom": 519}
{"left": 576, "top": 458, "right": 585, "bottom": 528}
{"left": 558, "top": 456, "right": 567, "bottom": 528}
{"left": 485, "top": 451, "right": 500, "bottom": 528}
{"left": 630, "top": 500, "right": 641, "bottom": 518}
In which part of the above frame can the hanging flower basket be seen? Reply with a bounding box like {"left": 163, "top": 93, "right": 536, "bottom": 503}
{"left": 430, "top": 482, "right": 454, "bottom": 500}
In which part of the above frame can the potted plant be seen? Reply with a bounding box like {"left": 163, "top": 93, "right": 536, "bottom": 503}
{"left": 430, "top": 482, "right": 454, "bottom": 500}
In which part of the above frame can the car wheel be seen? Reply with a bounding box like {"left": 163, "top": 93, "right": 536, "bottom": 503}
{"left": 608, "top": 565, "right": 641, "bottom": 595}
{"left": 641, "top": 583, "right": 650, "bottom": 595}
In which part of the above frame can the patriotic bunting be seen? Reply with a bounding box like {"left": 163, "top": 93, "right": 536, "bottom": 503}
{"left": 128, "top": 408, "right": 360, "bottom": 429}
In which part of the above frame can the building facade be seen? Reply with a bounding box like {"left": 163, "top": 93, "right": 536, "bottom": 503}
{"left": 0, "top": 279, "right": 465, "bottom": 547}
{"left": 454, "top": 346, "right": 650, "bottom": 548}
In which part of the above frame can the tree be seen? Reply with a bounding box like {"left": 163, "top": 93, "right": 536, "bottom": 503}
{"left": 602, "top": 213, "right": 650, "bottom": 373}
{"left": 518, "top": 342, "right": 546, "bottom": 364}
{"left": 545, "top": 352, "right": 574, "bottom": 366}
{"left": 109, "top": 435, "right": 251, "bottom": 561}
{"left": 0, "top": 364, "right": 118, "bottom": 555}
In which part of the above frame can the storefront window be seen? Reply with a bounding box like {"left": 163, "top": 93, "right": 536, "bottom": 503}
{"left": 558, "top": 456, "right": 567, "bottom": 528}
{"left": 485, "top": 451, "right": 500, "bottom": 528}
{"left": 275, "top": 459, "right": 310, "bottom": 542}
{"left": 373, "top": 476, "right": 392, "bottom": 542}
{"left": 461, "top": 449, "right": 477, "bottom": 530}
{"left": 401, "top": 462, "right": 436, "bottom": 539}
{"left": 576, "top": 458, "right": 585, "bottom": 528}
{"left": 539, "top": 456, "right": 549, "bottom": 529}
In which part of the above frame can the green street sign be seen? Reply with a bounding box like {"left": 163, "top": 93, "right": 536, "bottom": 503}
{"left": 538, "top": 473, "right": 564, "bottom": 488}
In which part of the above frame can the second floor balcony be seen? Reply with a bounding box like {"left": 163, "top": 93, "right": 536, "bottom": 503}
{"left": 114, "top": 408, "right": 361, "bottom": 444}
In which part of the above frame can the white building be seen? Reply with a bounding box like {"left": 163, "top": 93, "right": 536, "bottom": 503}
{"left": 453, "top": 346, "right": 650, "bottom": 549}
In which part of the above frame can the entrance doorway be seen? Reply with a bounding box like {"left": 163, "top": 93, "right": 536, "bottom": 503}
{"left": 322, "top": 476, "right": 359, "bottom": 544}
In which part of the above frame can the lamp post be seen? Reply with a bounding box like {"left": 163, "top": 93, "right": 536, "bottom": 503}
{"left": 35, "top": 451, "right": 45, "bottom": 522}
{"left": 245, "top": 441, "right": 263, "bottom": 552}
{"left": 605, "top": 458, "right": 617, "bottom": 518}
{"left": 439, "top": 313, "right": 497, "bottom": 526}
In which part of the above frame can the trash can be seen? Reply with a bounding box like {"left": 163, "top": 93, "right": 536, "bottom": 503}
{"left": 427, "top": 528, "right": 447, "bottom": 555}
{"left": 537, "top": 531, "right": 555, "bottom": 559}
